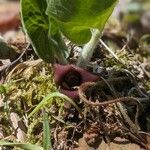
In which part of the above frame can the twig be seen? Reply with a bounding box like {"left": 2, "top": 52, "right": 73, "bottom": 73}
{"left": 99, "top": 39, "right": 120, "bottom": 62}
{"left": 79, "top": 82, "right": 141, "bottom": 107}
{"left": 116, "top": 102, "right": 140, "bottom": 134}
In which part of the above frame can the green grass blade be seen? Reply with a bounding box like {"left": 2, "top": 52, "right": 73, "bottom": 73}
{"left": 28, "top": 92, "right": 81, "bottom": 118}
{"left": 0, "top": 140, "right": 43, "bottom": 150}
{"left": 43, "top": 110, "right": 52, "bottom": 150}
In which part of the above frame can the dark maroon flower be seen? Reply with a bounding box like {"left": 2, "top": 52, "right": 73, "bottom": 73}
{"left": 54, "top": 64, "right": 99, "bottom": 99}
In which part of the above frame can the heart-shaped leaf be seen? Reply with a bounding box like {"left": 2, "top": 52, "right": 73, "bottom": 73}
{"left": 21, "top": 0, "right": 55, "bottom": 62}
{"left": 21, "top": 0, "right": 68, "bottom": 63}
{"left": 46, "top": 0, "right": 118, "bottom": 44}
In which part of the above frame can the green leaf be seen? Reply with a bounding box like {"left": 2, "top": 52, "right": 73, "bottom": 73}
{"left": 20, "top": 0, "right": 55, "bottom": 62}
{"left": 48, "top": 18, "right": 69, "bottom": 62}
{"left": 0, "top": 140, "right": 43, "bottom": 150}
{"left": 28, "top": 92, "right": 81, "bottom": 118}
{"left": 46, "top": 0, "right": 118, "bottom": 44}
{"left": 21, "top": 0, "right": 69, "bottom": 63}
{"left": 43, "top": 111, "right": 52, "bottom": 150}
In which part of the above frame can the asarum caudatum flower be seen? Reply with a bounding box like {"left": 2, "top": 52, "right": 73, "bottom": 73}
{"left": 54, "top": 64, "right": 99, "bottom": 99}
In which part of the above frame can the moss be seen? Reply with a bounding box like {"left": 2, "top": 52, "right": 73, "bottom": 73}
{"left": 5, "top": 62, "right": 57, "bottom": 108}
{"left": 1, "top": 60, "right": 65, "bottom": 144}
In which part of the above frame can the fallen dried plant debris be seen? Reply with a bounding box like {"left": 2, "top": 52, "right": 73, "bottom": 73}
{"left": 78, "top": 76, "right": 150, "bottom": 149}
{"left": 1, "top": 60, "right": 150, "bottom": 150}
{"left": 0, "top": 60, "right": 59, "bottom": 144}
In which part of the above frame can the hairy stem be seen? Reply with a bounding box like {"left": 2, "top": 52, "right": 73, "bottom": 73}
{"left": 55, "top": 37, "right": 68, "bottom": 65}
{"left": 77, "top": 29, "right": 101, "bottom": 68}
{"left": 56, "top": 50, "right": 68, "bottom": 65}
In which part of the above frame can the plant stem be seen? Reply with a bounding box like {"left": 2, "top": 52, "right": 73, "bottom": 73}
{"left": 56, "top": 50, "right": 68, "bottom": 65}
{"left": 55, "top": 36, "right": 68, "bottom": 65}
{"left": 77, "top": 29, "right": 101, "bottom": 68}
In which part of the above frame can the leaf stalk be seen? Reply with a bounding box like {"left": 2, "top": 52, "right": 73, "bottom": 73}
{"left": 77, "top": 29, "right": 101, "bottom": 68}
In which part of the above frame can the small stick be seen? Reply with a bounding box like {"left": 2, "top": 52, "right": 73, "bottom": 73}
{"left": 99, "top": 39, "right": 120, "bottom": 62}
{"left": 79, "top": 84, "right": 140, "bottom": 107}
